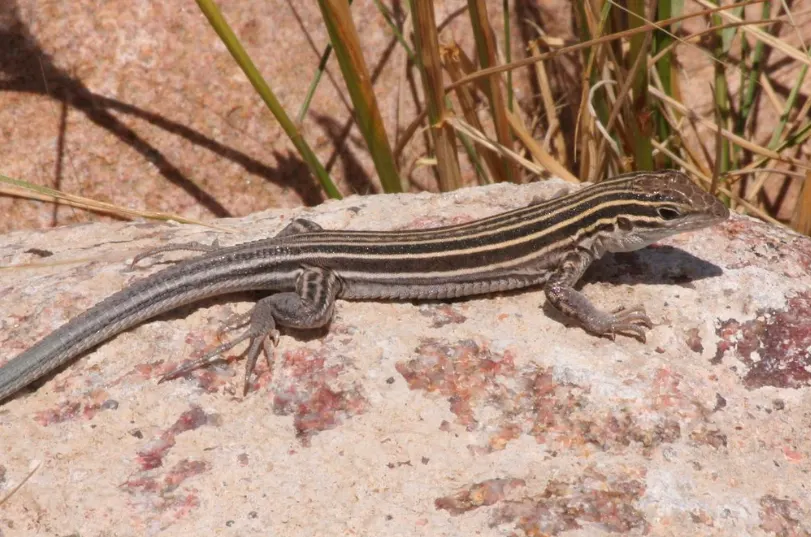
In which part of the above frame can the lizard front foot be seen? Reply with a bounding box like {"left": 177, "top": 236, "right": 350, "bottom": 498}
{"left": 582, "top": 304, "right": 653, "bottom": 342}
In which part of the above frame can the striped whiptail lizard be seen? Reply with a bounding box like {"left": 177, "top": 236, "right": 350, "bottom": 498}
{"left": 0, "top": 170, "right": 729, "bottom": 404}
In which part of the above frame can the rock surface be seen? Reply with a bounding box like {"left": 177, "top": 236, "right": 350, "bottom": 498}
{"left": 1, "top": 180, "right": 810, "bottom": 536}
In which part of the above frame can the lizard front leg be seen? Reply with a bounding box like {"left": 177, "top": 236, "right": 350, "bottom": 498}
{"left": 161, "top": 265, "right": 342, "bottom": 394}
{"left": 544, "top": 248, "right": 652, "bottom": 341}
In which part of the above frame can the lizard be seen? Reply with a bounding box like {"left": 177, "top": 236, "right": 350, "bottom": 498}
{"left": 0, "top": 170, "right": 729, "bottom": 404}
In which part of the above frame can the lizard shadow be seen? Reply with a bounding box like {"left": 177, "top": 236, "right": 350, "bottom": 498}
{"left": 584, "top": 245, "right": 724, "bottom": 286}
{"left": 539, "top": 245, "right": 725, "bottom": 328}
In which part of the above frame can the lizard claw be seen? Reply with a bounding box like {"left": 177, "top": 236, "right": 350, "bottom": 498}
{"left": 241, "top": 329, "right": 279, "bottom": 396}
{"left": 160, "top": 306, "right": 280, "bottom": 395}
{"left": 603, "top": 304, "right": 653, "bottom": 342}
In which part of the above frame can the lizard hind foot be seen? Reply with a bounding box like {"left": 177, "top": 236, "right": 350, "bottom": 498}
{"left": 159, "top": 304, "right": 280, "bottom": 396}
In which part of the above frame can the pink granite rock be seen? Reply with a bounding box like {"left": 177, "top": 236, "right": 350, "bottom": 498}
{"left": 1, "top": 180, "right": 809, "bottom": 536}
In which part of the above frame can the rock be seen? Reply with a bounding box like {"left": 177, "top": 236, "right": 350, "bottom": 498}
{"left": 1, "top": 181, "right": 809, "bottom": 536}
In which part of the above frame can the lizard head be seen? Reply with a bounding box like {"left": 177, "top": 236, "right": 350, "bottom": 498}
{"left": 600, "top": 170, "right": 729, "bottom": 253}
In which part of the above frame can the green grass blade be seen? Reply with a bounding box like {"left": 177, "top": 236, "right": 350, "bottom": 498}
{"left": 195, "top": 0, "right": 342, "bottom": 199}
{"left": 626, "top": 0, "right": 653, "bottom": 170}
{"left": 739, "top": 0, "right": 770, "bottom": 127}
{"left": 652, "top": 0, "right": 679, "bottom": 168}
{"left": 318, "top": 0, "right": 403, "bottom": 193}
{"left": 373, "top": 0, "right": 415, "bottom": 59}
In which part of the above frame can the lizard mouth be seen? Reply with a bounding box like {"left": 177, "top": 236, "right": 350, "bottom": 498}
{"left": 677, "top": 208, "right": 730, "bottom": 232}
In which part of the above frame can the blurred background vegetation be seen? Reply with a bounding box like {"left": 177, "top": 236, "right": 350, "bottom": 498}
{"left": 2, "top": 0, "right": 810, "bottom": 234}
{"left": 203, "top": 0, "right": 811, "bottom": 232}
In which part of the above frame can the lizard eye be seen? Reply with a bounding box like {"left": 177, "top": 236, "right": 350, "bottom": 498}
{"left": 657, "top": 207, "right": 681, "bottom": 220}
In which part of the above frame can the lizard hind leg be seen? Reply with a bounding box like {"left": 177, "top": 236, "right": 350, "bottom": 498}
{"left": 131, "top": 219, "right": 321, "bottom": 269}
{"left": 160, "top": 266, "right": 342, "bottom": 396}
{"left": 274, "top": 218, "right": 323, "bottom": 238}
{"left": 130, "top": 239, "right": 221, "bottom": 268}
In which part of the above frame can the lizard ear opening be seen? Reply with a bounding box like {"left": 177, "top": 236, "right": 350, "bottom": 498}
{"left": 616, "top": 217, "right": 633, "bottom": 231}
